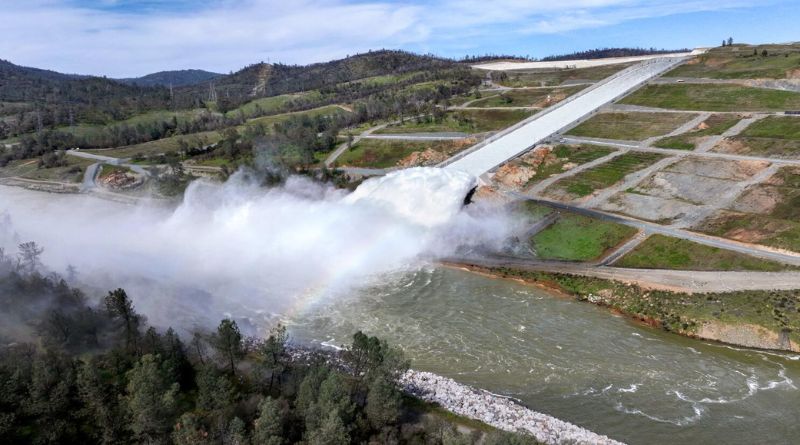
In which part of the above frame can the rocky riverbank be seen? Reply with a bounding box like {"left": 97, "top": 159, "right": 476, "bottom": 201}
{"left": 400, "top": 370, "right": 625, "bottom": 445}
{"left": 288, "top": 346, "right": 622, "bottom": 444}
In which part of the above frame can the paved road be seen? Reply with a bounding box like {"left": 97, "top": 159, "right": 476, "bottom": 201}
{"left": 67, "top": 149, "right": 149, "bottom": 191}
{"left": 66, "top": 150, "right": 123, "bottom": 165}
{"left": 362, "top": 132, "right": 470, "bottom": 141}
{"left": 67, "top": 149, "right": 148, "bottom": 175}
{"left": 443, "top": 57, "right": 687, "bottom": 176}
{"left": 444, "top": 257, "right": 800, "bottom": 293}
{"left": 81, "top": 163, "right": 101, "bottom": 191}
{"left": 336, "top": 166, "right": 390, "bottom": 176}
{"left": 324, "top": 114, "right": 426, "bottom": 167}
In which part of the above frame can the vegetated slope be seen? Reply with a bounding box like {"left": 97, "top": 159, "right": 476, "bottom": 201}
{"left": 118, "top": 69, "right": 223, "bottom": 87}
{"left": 0, "top": 59, "right": 171, "bottom": 124}
{"left": 1, "top": 51, "right": 480, "bottom": 172}
{"left": 667, "top": 43, "right": 800, "bottom": 79}
{"left": 178, "top": 49, "right": 469, "bottom": 107}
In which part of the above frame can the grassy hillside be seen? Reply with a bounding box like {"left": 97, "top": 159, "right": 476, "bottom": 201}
{"left": 0, "top": 51, "right": 481, "bottom": 173}
{"left": 667, "top": 44, "right": 800, "bottom": 79}
{"left": 621, "top": 84, "right": 800, "bottom": 111}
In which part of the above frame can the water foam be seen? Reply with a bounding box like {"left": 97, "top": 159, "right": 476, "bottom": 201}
{"left": 343, "top": 167, "right": 476, "bottom": 227}
{"left": 0, "top": 168, "right": 509, "bottom": 333}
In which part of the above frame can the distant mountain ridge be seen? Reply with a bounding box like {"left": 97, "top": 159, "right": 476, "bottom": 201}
{"left": 0, "top": 59, "right": 90, "bottom": 81}
{"left": 0, "top": 50, "right": 476, "bottom": 138}
{"left": 118, "top": 69, "right": 223, "bottom": 87}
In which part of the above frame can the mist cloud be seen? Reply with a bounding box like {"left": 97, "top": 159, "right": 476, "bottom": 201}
{"left": 0, "top": 168, "right": 518, "bottom": 335}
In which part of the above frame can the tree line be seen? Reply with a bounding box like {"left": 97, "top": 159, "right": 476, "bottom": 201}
{"left": 0, "top": 242, "right": 534, "bottom": 444}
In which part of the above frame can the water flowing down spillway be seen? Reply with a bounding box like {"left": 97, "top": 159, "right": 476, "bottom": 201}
{"left": 2, "top": 171, "right": 800, "bottom": 445}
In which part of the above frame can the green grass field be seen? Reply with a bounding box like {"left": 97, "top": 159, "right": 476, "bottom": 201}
{"left": 721, "top": 137, "right": 800, "bottom": 158}
{"left": 529, "top": 213, "right": 637, "bottom": 261}
{"left": 512, "top": 200, "right": 555, "bottom": 220}
{"left": 721, "top": 116, "right": 800, "bottom": 158}
{"left": 622, "top": 84, "right": 800, "bottom": 112}
{"left": 226, "top": 92, "right": 320, "bottom": 119}
{"left": 545, "top": 152, "right": 665, "bottom": 198}
{"left": 615, "top": 234, "right": 793, "bottom": 271}
{"left": 82, "top": 105, "right": 351, "bottom": 161}
{"left": 741, "top": 116, "right": 800, "bottom": 139}
{"left": 335, "top": 138, "right": 471, "bottom": 168}
{"left": 245, "top": 105, "right": 350, "bottom": 129}
{"left": 518, "top": 144, "right": 615, "bottom": 187}
{"left": 697, "top": 211, "right": 800, "bottom": 254}
{"left": 495, "top": 63, "right": 634, "bottom": 87}
{"left": 0, "top": 156, "right": 93, "bottom": 183}
{"left": 378, "top": 109, "right": 533, "bottom": 134}
{"left": 654, "top": 114, "right": 741, "bottom": 150}
{"left": 84, "top": 130, "right": 223, "bottom": 159}
{"left": 567, "top": 112, "right": 696, "bottom": 140}
{"left": 56, "top": 109, "right": 212, "bottom": 147}
{"left": 667, "top": 45, "right": 800, "bottom": 79}
{"left": 469, "top": 85, "right": 586, "bottom": 108}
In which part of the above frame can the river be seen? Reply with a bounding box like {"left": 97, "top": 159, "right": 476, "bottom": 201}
{"left": 2, "top": 183, "right": 799, "bottom": 444}
{"left": 288, "top": 267, "right": 800, "bottom": 445}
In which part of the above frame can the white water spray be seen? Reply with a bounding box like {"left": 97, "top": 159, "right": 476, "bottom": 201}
{"left": 0, "top": 168, "right": 514, "bottom": 333}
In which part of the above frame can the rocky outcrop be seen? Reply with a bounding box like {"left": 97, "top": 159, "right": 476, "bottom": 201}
{"left": 400, "top": 370, "right": 625, "bottom": 445}
{"left": 100, "top": 171, "right": 142, "bottom": 190}
{"left": 696, "top": 322, "right": 800, "bottom": 352}
{"left": 398, "top": 148, "right": 449, "bottom": 167}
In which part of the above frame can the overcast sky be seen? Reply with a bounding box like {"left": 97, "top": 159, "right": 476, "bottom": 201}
{"left": 2, "top": 0, "right": 798, "bottom": 77}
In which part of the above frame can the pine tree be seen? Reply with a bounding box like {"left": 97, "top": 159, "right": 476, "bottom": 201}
{"left": 255, "top": 324, "right": 287, "bottom": 391}
{"left": 125, "top": 354, "right": 178, "bottom": 443}
{"left": 211, "top": 319, "right": 243, "bottom": 376}
{"left": 104, "top": 288, "right": 142, "bottom": 353}
{"left": 252, "top": 397, "right": 285, "bottom": 445}
{"left": 365, "top": 375, "right": 401, "bottom": 429}
{"left": 172, "top": 412, "right": 212, "bottom": 445}
{"left": 223, "top": 417, "right": 248, "bottom": 445}
{"left": 307, "top": 409, "right": 349, "bottom": 445}
{"left": 77, "top": 358, "right": 127, "bottom": 444}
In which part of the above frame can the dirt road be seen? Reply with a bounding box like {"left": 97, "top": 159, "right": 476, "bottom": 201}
{"left": 445, "top": 256, "right": 800, "bottom": 293}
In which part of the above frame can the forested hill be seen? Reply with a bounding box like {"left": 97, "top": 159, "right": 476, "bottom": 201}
{"left": 0, "top": 50, "right": 469, "bottom": 124}
{"left": 118, "top": 69, "right": 223, "bottom": 87}
{"left": 177, "top": 50, "right": 464, "bottom": 109}
{"left": 0, "top": 58, "right": 172, "bottom": 124}
{"left": 541, "top": 47, "right": 689, "bottom": 61}
{"left": 0, "top": 59, "right": 89, "bottom": 82}
{"left": 0, "top": 50, "right": 479, "bottom": 169}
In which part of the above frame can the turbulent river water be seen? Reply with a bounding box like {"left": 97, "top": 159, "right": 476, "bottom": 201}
{"left": 288, "top": 267, "right": 800, "bottom": 445}
{"left": 3, "top": 175, "right": 799, "bottom": 445}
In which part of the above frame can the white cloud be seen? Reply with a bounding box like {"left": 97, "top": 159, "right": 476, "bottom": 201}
{"left": 0, "top": 0, "right": 765, "bottom": 77}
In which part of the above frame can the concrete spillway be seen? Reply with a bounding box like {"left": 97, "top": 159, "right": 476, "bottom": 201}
{"left": 442, "top": 57, "right": 687, "bottom": 177}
